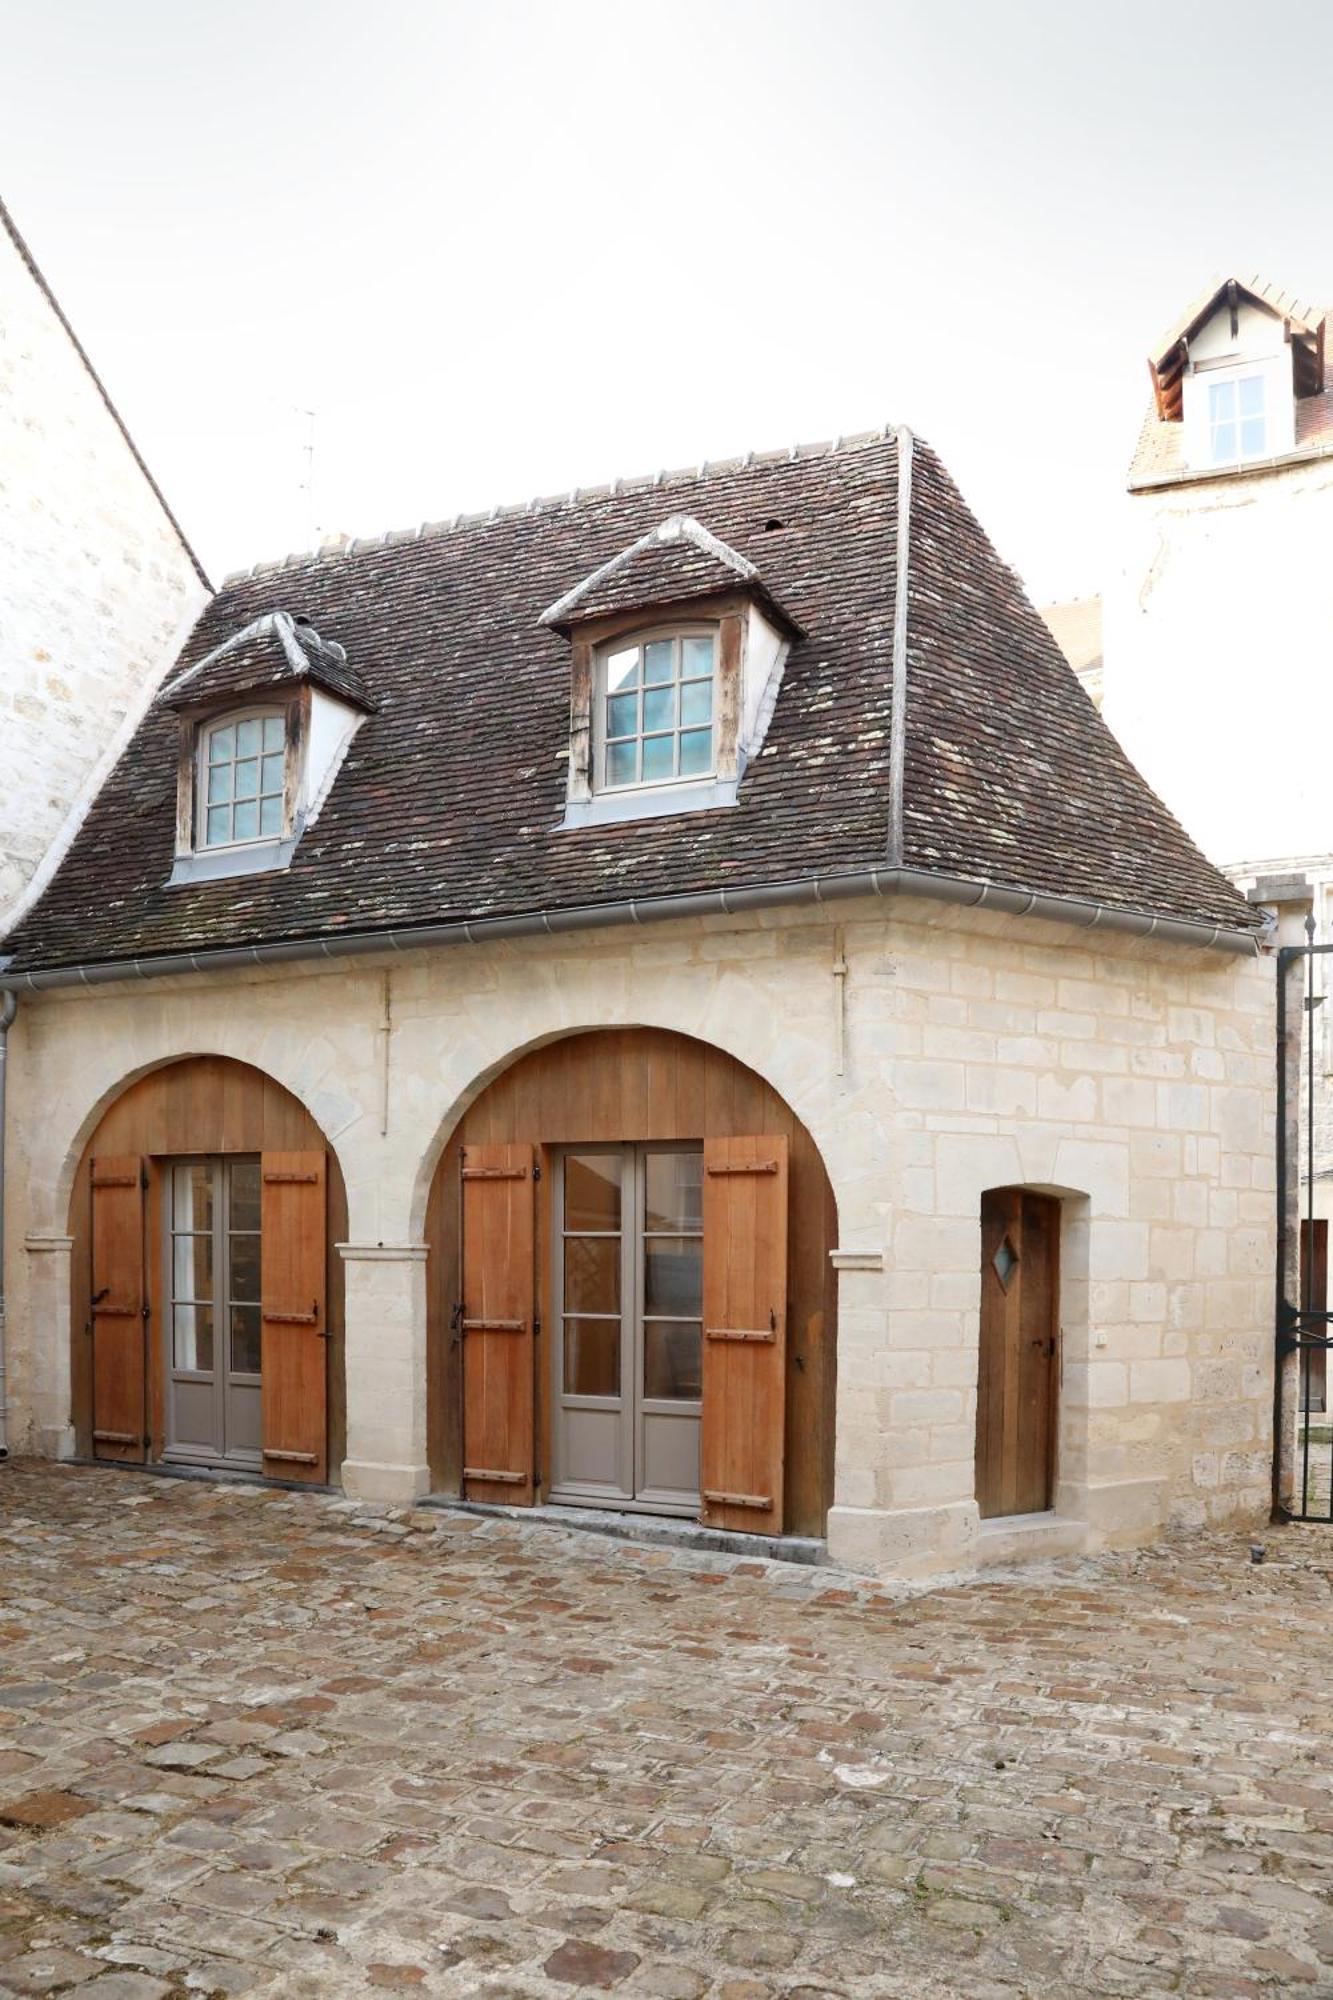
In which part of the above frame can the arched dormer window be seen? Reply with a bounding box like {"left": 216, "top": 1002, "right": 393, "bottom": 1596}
{"left": 595, "top": 626, "right": 717, "bottom": 793}
{"left": 199, "top": 710, "right": 288, "bottom": 848}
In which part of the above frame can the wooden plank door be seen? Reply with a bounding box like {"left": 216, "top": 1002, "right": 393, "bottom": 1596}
{"left": 260, "top": 1151, "right": 328, "bottom": 1483}
{"left": 90, "top": 1156, "right": 146, "bottom": 1462}
{"left": 461, "top": 1142, "right": 536, "bottom": 1504}
{"left": 699, "top": 1134, "right": 789, "bottom": 1535}
{"left": 976, "top": 1189, "right": 1060, "bottom": 1518}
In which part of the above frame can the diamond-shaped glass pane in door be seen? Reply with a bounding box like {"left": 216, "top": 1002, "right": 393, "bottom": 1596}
{"left": 992, "top": 1234, "right": 1020, "bottom": 1292}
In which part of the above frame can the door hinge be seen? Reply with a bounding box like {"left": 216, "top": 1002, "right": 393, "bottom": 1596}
{"left": 532, "top": 1164, "right": 542, "bottom": 1182}
{"left": 141, "top": 1305, "right": 150, "bottom": 1322}
{"left": 533, "top": 1316, "right": 542, "bottom": 1338}
{"left": 141, "top": 1166, "right": 150, "bottom": 1190}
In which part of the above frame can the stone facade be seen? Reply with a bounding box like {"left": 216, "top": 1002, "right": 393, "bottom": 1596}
{"left": 1, "top": 894, "right": 1275, "bottom": 1577}
{"left": 0, "top": 207, "right": 209, "bottom": 931}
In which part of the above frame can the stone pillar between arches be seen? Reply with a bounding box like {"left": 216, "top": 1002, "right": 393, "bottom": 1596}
{"left": 22, "top": 1232, "right": 77, "bottom": 1460}
{"left": 337, "top": 1242, "right": 430, "bottom": 1503}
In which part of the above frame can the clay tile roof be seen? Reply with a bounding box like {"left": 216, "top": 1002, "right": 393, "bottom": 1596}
{"left": 158, "top": 611, "right": 377, "bottom": 714}
{"left": 539, "top": 513, "right": 798, "bottom": 635}
{"left": 0, "top": 431, "right": 1260, "bottom": 975}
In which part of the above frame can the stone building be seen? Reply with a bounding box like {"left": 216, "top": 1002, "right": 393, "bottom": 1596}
{"left": 1046, "top": 274, "right": 1333, "bottom": 1411}
{"left": 0, "top": 197, "right": 210, "bottom": 932}
{"left": 0, "top": 427, "right": 1276, "bottom": 1577}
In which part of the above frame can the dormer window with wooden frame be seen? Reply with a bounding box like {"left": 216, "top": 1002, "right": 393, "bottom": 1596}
{"left": 158, "top": 611, "right": 376, "bottom": 886}
{"left": 1144, "top": 277, "right": 1326, "bottom": 482}
{"left": 199, "top": 711, "right": 288, "bottom": 848}
{"left": 540, "top": 516, "right": 801, "bottom": 830}
{"left": 598, "top": 626, "right": 718, "bottom": 792}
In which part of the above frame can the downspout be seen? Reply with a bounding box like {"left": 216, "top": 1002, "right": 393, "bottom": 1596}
{"left": 0, "top": 991, "right": 15, "bottom": 1459}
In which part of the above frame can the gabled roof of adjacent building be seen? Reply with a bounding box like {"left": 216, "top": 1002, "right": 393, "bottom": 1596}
{"left": 0, "top": 428, "right": 1262, "bottom": 977}
{"left": 0, "top": 196, "right": 210, "bottom": 590}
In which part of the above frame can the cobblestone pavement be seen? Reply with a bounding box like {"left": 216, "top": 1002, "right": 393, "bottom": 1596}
{"left": 1, "top": 1464, "right": 1332, "bottom": 1999}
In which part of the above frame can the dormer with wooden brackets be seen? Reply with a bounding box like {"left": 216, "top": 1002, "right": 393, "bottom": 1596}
{"left": 540, "top": 515, "right": 802, "bottom": 829}
{"left": 158, "top": 611, "right": 376, "bottom": 885}
{"left": 1145, "top": 276, "right": 1327, "bottom": 477}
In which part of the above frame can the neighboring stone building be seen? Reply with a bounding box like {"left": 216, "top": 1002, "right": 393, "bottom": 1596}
{"left": 0, "top": 197, "right": 210, "bottom": 931}
{"left": 1046, "top": 274, "right": 1333, "bottom": 1412}
{"left": 0, "top": 427, "right": 1275, "bottom": 1578}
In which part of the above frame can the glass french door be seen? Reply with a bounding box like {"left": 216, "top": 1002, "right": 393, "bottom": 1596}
{"left": 550, "top": 1144, "right": 703, "bottom": 1514}
{"left": 163, "top": 1156, "right": 263, "bottom": 1467}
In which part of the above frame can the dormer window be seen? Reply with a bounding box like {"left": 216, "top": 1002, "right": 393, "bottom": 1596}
{"left": 539, "top": 515, "right": 803, "bottom": 831}
{"left": 200, "top": 711, "right": 287, "bottom": 847}
{"left": 1208, "top": 373, "right": 1267, "bottom": 463}
{"left": 598, "top": 628, "right": 717, "bottom": 791}
{"left": 158, "top": 611, "right": 376, "bottom": 887}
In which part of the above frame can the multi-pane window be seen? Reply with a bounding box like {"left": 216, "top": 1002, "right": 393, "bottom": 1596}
{"left": 201, "top": 713, "right": 286, "bottom": 847}
{"left": 169, "top": 1158, "right": 262, "bottom": 1378}
{"left": 1208, "top": 374, "right": 1267, "bottom": 463}
{"left": 598, "top": 631, "right": 716, "bottom": 790}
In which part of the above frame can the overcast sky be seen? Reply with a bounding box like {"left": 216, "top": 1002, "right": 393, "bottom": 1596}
{"left": 2, "top": 0, "right": 1330, "bottom": 599}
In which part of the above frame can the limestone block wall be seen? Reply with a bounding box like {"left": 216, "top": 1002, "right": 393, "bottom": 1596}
{"left": 0, "top": 213, "right": 209, "bottom": 929}
{"left": 0, "top": 895, "right": 1275, "bottom": 1574}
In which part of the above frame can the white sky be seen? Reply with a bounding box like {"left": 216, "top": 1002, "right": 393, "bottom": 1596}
{"left": 2, "top": 0, "right": 1330, "bottom": 599}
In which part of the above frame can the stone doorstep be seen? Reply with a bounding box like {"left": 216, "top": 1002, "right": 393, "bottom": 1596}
{"left": 74, "top": 1455, "right": 337, "bottom": 1499}
{"left": 420, "top": 1495, "right": 830, "bottom": 1567}
{"left": 975, "top": 1511, "right": 1086, "bottom": 1568}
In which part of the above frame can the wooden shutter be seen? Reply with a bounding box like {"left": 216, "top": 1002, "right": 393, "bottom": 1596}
{"left": 90, "top": 1156, "right": 146, "bottom": 1462}
{"left": 461, "top": 1142, "right": 535, "bottom": 1504}
{"left": 260, "top": 1151, "right": 328, "bottom": 1484}
{"left": 700, "top": 1135, "right": 789, "bottom": 1535}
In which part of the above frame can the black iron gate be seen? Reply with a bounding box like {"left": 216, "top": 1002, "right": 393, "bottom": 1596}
{"left": 1277, "top": 924, "right": 1333, "bottom": 1521}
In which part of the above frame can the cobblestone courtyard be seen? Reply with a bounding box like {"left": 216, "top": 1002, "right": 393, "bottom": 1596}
{"left": 0, "top": 1465, "right": 1331, "bottom": 1998}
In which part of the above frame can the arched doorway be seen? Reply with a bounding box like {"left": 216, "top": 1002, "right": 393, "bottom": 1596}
{"left": 69, "top": 1056, "right": 347, "bottom": 1483}
{"left": 424, "top": 1028, "right": 838, "bottom": 1538}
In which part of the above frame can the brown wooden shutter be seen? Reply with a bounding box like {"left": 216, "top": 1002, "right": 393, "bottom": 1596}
{"left": 461, "top": 1142, "right": 535, "bottom": 1504}
{"left": 260, "top": 1150, "right": 328, "bottom": 1484}
{"left": 90, "top": 1156, "right": 147, "bottom": 1462}
{"left": 700, "top": 1134, "right": 789, "bottom": 1535}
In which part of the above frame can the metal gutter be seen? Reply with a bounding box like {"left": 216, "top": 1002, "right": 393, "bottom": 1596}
{"left": 0, "top": 867, "right": 1264, "bottom": 996}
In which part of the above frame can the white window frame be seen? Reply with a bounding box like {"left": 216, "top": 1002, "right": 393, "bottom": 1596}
{"left": 1205, "top": 370, "right": 1269, "bottom": 465}
{"left": 592, "top": 625, "right": 720, "bottom": 796}
{"left": 196, "top": 708, "right": 288, "bottom": 852}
